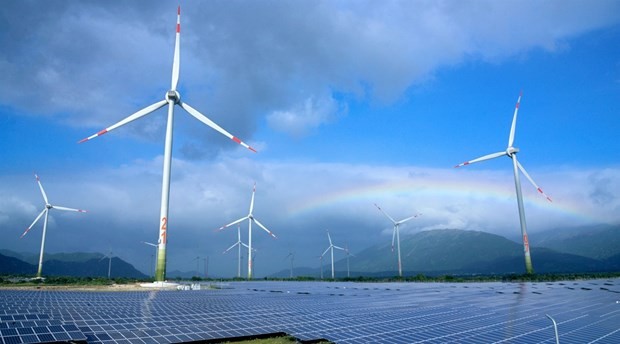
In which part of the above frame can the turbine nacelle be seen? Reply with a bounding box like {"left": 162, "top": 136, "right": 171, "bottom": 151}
{"left": 166, "top": 90, "right": 180, "bottom": 104}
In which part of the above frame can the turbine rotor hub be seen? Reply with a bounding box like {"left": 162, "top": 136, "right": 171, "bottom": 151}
{"left": 46, "top": 204, "right": 52, "bottom": 209}
{"left": 506, "top": 146, "right": 519, "bottom": 156}
{"left": 166, "top": 90, "right": 180, "bottom": 104}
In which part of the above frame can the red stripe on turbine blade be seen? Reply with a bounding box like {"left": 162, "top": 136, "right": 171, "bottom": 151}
{"left": 178, "top": 6, "right": 180, "bottom": 15}
{"left": 97, "top": 129, "right": 108, "bottom": 136}
{"left": 177, "top": 23, "right": 180, "bottom": 33}
{"left": 537, "top": 188, "right": 543, "bottom": 193}
{"left": 515, "top": 102, "right": 520, "bottom": 109}
{"left": 249, "top": 146, "right": 257, "bottom": 153}
{"left": 232, "top": 137, "right": 242, "bottom": 144}
{"left": 547, "top": 197, "right": 553, "bottom": 202}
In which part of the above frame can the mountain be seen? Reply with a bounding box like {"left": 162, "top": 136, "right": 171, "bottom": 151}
{"left": 343, "top": 229, "right": 523, "bottom": 274}
{"left": 270, "top": 229, "right": 618, "bottom": 278}
{"left": 0, "top": 250, "right": 104, "bottom": 265}
{"left": 531, "top": 224, "right": 620, "bottom": 260}
{"left": 0, "top": 251, "right": 147, "bottom": 278}
{"left": 0, "top": 253, "right": 36, "bottom": 275}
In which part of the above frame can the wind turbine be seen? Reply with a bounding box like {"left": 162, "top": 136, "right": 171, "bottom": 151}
{"left": 99, "top": 250, "right": 113, "bottom": 279}
{"left": 217, "top": 183, "right": 276, "bottom": 279}
{"left": 321, "top": 230, "right": 345, "bottom": 279}
{"left": 222, "top": 225, "right": 250, "bottom": 278}
{"left": 344, "top": 244, "right": 355, "bottom": 278}
{"left": 78, "top": 7, "right": 256, "bottom": 283}
{"left": 455, "top": 92, "right": 552, "bottom": 274}
{"left": 284, "top": 246, "right": 295, "bottom": 278}
{"left": 374, "top": 203, "right": 420, "bottom": 277}
{"left": 191, "top": 256, "right": 200, "bottom": 277}
{"left": 141, "top": 241, "right": 159, "bottom": 278}
{"left": 20, "top": 174, "right": 87, "bottom": 278}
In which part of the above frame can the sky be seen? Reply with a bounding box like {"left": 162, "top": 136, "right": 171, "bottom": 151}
{"left": 1, "top": 0, "right": 620, "bottom": 278}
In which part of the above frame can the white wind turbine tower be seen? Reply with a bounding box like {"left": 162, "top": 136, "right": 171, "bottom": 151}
{"left": 321, "top": 230, "right": 345, "bottom": 279}
{"left": 222, "top": 225, "right": 251, "bottom": 278}
{"left": 374, "top": 203, "right": 420, "bottom": 277}
{"left": 217, "top": 183, "right": 276, "bottom": 279}
{"left": 455, "top": 92, "right": 552, "bottom": 274}
{"left": 20, "top": 174, "right": 87, "bottom": 278}
{"left": 78, "top": 7, "right": 255, "bottom": 283}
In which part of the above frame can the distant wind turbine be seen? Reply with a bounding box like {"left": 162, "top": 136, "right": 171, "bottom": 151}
{"left": 217, "top": 183, "right": 276, "bottom": 279}
{"left": 78, "top": 7, "right": 256, "bottom": 283}
{"left": 141, "top": 241, "right": 159, "bottom": 278}
{"left": 374, "top": 204, "right": 420, "bottom": 277}
{"left": 321, "top": 230, "right": 345, "bottom": 279}
{"left": 222, "top": 225, "right": 251, "bottom": 278}
{"left": 20, "top": 174, "right": 87, "bottom": 278}
{"left": 99, "top": 250, "right": 113, "bottom": 279}
{"left": 455, "top": 92, "right": 552, "bottom": 274}
{"left": 284, "top": 246, "right": 295, "bottom": 278}
{"left": 191, "top": 256, "right": 200, "bottom": 277}
{"left": 344, "top": 244, "right": 355, "bottom": 278}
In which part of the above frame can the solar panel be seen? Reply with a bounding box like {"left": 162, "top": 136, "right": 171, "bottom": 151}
{"left": 0, "top": 279, "right": 618, "bottom": 343}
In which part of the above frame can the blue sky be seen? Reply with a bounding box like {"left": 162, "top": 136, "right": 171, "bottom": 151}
{"left": 1, "top": 0, "right": 619, "bottom": 277}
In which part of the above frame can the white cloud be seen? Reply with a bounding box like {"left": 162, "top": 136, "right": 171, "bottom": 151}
{"left": 2, "top": 1, "right": 618, "bottom": 140}
{"left": 266, "top": 94, "right": 344, "bottom": 137}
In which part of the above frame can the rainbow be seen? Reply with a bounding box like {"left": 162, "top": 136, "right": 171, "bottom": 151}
{"left": 286, "top": 177, "right": 593, "bottom": 222}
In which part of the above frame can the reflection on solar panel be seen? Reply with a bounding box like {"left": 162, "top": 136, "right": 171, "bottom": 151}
{"left": 0, "top": 279, "right": 619, "bottom": 343}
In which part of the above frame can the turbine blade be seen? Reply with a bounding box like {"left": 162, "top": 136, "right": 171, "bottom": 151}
{"left": 327, "top": 230, "right": 333, "bottom": 245}
{"left": 252, "top": 218, "right": 277, "bottom": 239}
{"left": 322, "top": 247, "right": 330, "bottom": 257}
{"left": 516, "top": 160, "right": 553, "bottom": 202}
{"left": 217, "top": 216, "right": 248, "bottom": 231}
{"left": 333, "top": 245, "right": 345, "bottom": 251}
{"left": 170, "top": 6, "right": 181, "bottom": 91}
{"left": 223, "top": 242, "right": 238, "bottom": 254}
{"left": 249, "top": 183, "right": 256, "bottom": 214}
{"left": 397, "top": 213, "right": 420, "bottom": 225}
{"left": 237, "top": 226, "right": 241, "bottom": 241}
{"left": 78, "top": 100, "right": 167, "bottom": 143}
{"left": 374, "top": 203, "right": 397, "bottom": 224}
{"left": 141, "top": 241, "right": 158, "bottom": 247}
{"left": 241, "top": 242, "right": 250, "bottom": 249}
{"left": 454, "top": 151, "right": 505, "bottom": 168}
{"left": 52, "top": 205, "right": 87, "bottom": 213}
{"left": 508, "top": 91, "right": 523, "bottom": 148}
{"left": 34, "top": 174, "right": 49, "bottom": 204}
{"left": 179, "top": 101, "right": 257, "bottom": 152}
{"left": 20, "top": 208, "right": 47, "bottom": 238}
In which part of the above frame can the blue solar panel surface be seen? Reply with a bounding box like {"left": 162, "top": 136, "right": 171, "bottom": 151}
{"left": 0, "top": 279, "right": 619, "bottom": 343}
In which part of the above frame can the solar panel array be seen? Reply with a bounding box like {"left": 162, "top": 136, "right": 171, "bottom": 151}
{"left": 0, "top": 278, "right": 619, "bottom": 343}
